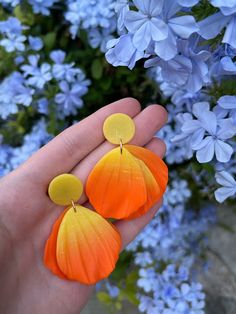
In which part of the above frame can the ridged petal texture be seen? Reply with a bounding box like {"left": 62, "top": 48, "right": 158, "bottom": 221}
{"left": 44, "top": 208, "right": 68, "bottom": 279}
{"left": 44, "top": 206, "right": 121, "bottom": 284}
{"left": 86, "top": 145, "right": 168, "bottom": 219}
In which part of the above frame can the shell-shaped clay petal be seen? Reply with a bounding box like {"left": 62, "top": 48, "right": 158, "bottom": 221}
{"left": 127, "top": 158, "right": 161, "bottom": 219}
{"left": 56, "top": 206, "right": 121, "bottom": 284}
{"left": 44, "top": 208, "right": 68, "bottom": 279}
{"left": 125, "top": 145, "right": 168, "bottom": 196}
{"left": 86, "top": 147, "right": 148, "bottom": 219}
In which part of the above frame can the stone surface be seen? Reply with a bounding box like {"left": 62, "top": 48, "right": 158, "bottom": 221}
{"left": 199, "top": 207, "right": 236, "bottom": 314}
{"left": 81, "top": 296, "right": 138, "bottom": 314}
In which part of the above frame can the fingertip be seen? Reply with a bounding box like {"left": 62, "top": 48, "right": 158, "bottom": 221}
{"left": 108, "top": 97, "right": 141, "bottom": 116}
{"left": 145, "top": 137, "right": 167, "bottom": 159}
{"left": 122, "top": 97, "right": 141, "bottom": 112}
{"left": 148, "top": 104, "right": 168, "bottom": 124}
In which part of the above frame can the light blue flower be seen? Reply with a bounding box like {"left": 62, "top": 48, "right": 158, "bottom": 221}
{"left": 0, "top": 120, "right": 52, "bottom": 175}
{"left": 14, "top": 84, "right": 35, "bottom": 107}
{"left": 210, "top": 0, "right": 236, "bottom": 15}
{"left": 154, "top": 0, "right": 199, "bottom": 61}
{"left": 221, "top": 56, "right": 236, "bottom": 73}
{"left": 218, "top": 95, "right": 236, "bottom": 123}
{"left": 106, "top": 34, "right": 146, "bottom": 69}
{"left": 0, "top": 145, "right": 14, "bottom": 176}
{"left": 139, "top": 296, "right": 163, "bottom": 314}
{"left": 215, "top": 171, "right": 236, "bottom": 202}
{"left": 55, "top": 80, "right": 89, "bottom": 116}
{"left": 210, "top": 55, "right": 236, "bottom": 78}
{"left": 37, "top": 98, "right": 49, "bottom": 114}
{"left": 0, "top": 34, "right": 26, "bottom": 52}
{"left": 28, "top": 36, "right": 43, "bottom": 51}
{"left": 178, "top": 0, "right": 199, "bottom": 6}
{"left": 115, "top": 0, "right": 129, "bottom": 31}
{"left": 50, "top": 49, "right": 66, "bottom": 63}
{"left": 105, "top": 282, "right": 120, "bottom": 298}
{"left": 88, "top": 21, "right": 116, "bottom": 52}
{"left": 165, "top": 180, "right": 191, "bottom": 205}
{"left": 28, "top": 0, "right": 58, "bottom": 16}
{"left": 135, "top": 252, "right": 153, "bottom": 267}
{"left": 193, "top": 123, "right": 234, "bottom": 163}
{"left": 0, "top": 72, "right": 32, "bottom": 119}
{"left": 199, "top": 9, "right": 236, "bottom": 48}
{"left": 175, "top": 102, "right": 235, "bottom": 163}
{"left": 14, "top": 56, "right": 25, "bottom": 65}
{"left": 138, "top": 264, "right": 206, "bottom": 314}
{"left": 0, "top": 17, "right": 25, "bottom": 36}
{"left": 1, "top": 0, "right": 19, "bottom": 6}
{"left": 124, "top": 0, "right": 168, "bottom": 51}
{"left": 65, "top": 0, "right": 115, "bottom": 38}
{"left": 50, "top": 49, "right": 82, "bottom": 82}
{"left": 145, "top": 39, "right": 210, "bottom": 93}
{"left": 21, "top": 55, "right": 52, "bottom": 89}
{"left": 138, "top": 268, "right": 158, "bottom": 293}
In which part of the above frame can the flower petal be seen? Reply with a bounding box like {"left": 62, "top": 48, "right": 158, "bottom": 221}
{"left": 133, "top": 0, "right": 164, "bottom": 15}
{"left": 195, "top": 137, "right": 215, "bottom": 163}
{"left": 215, "top": 140, "right": 233, "bottom": 163}
{"left": 215, "top": 186, "right": 236, "bottom": 203}
{"left": 178, "top": 0, "right": 199, "bottom": 7}
{"left": 223, "top": 16, "right": 236, "bottom": 48}
{"left": 154, "top": 29, "right": 177, "bottom": 61}
{"left": 56, "top": 206, "right": 121, "bottom": 284}
{"left": 125, "top": 145, "right": 168, "bottom": 196}
{"left": 132, "top": 22, "right": 152, "bottom": 51}
{"left": 125, "top": 11, "right": 147, "bottom": 33}
{"left": 150, "top": 18, "right": 168, "bottom": 41}
{"left": 218, "top": 95, "right": 236, "bottom": 109}
{"left": 198, "top": 12, "right": 230, "bottom": 40}
{"left": 86, "top": 147, "right": 147, "bottom": 219}
{"left": 44, "top": 208, "right": 68, "bottom": 279}
{"left": 169, "top": 16, "right": 199, "bottom": 39}
{"left": 127, "top": 158, "right": 161, "bottom": 219}
{"left": 215, "top": 171, "right": 236, "bottom": 187}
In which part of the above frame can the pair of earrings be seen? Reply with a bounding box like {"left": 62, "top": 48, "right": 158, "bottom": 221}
{"left": 44, "top": 113, "right": 168, "bottom": 285}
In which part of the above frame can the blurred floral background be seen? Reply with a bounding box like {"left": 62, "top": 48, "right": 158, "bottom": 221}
{"left": 0, "top": 1, "right": 236, "bottom": 313}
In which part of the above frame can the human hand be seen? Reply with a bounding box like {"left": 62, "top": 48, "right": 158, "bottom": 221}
{"left": 0, "top": 98, "right": 167, "bottom": 314}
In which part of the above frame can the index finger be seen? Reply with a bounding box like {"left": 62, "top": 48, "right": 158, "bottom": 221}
{"left": 20, "top": 98, "right": 141, "bottom": 185}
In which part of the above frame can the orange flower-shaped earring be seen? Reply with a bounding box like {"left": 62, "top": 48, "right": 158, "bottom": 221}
{"left": 44, "top": 174, "right": 121, "bottom": 284}
{"left": 86, "top": 113, "right": 168, "bottom": 219}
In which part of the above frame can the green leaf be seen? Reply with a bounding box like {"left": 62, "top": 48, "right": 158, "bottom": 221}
{"left": 43, "top": 32, "right": 56, "bottom": 51}
{"left": 115, "top": 301, "right": 122, "bottom": 310}
{"left": 97, "top": 292, "right": 112, "bottom": 305}
{"left": 14, "top": 4, "right": 35, "bottom": 26}
{"left": 91, "top": 59, "right": 103, "bottom": 80}
{"left": 192, "top": 0, "right": 219, "bottom": 21}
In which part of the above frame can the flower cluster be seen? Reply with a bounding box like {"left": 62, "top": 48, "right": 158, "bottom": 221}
{"left": 0, "top": 120, "right": 52, "bottom": 176}
{"left": 104, "top": 175, "right": 216, "bottom": 313}
{"left": 105, "top": 0, "right": 236, "bottom": 204}
{"left": 1, "top": 0, "right": 58, "bottom": 15}
{"left": 65, "top": 0, "right": 116, "bottom": 51}
{"left": 0, "top": 17, "right": 27, "bottom": 52}
{"left": 138, "top": 265, "right": 205, "bottom": 314}
{"left": 0, "top": 17, "right": 90, "bottom": 120}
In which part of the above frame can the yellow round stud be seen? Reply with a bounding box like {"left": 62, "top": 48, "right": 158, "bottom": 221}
{"left": 103, "top": 113, "right": 135, "bottom": 145}
{"left": 48, "top": 174, "right": 83, "bottom": 206}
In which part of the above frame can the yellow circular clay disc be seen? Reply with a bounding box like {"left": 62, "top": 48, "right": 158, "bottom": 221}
{"left": 48, "top": 174, "right": 83, "bottom": 206}
{"left": 103, "top": 113, "right": 135, "bottom": 144}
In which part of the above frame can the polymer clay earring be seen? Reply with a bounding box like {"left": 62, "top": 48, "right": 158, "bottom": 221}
{"left": 86, "top": 113, "right": 168, "bottom": 220}
{"left": 44, "top": 174, "right": 121, "bottom": 284}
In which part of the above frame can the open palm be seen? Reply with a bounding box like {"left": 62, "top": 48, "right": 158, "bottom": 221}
{"left": 0, "top": 98, "right": 167, "bottom": 314}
